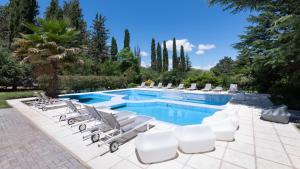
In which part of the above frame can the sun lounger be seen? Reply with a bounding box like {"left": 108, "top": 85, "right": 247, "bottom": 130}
{"left": 149, "top": 82, "right": 155, "bottom": 88}
{"left": 213, "top": 86, "right": 223, "bottom": 92}
{"left": 157, "top": 82, "right": 163, "bottom": 88}
{"left": 202, "top": 109, "right": 239, "bottom": 130}
{"left": 173, "top": 124, "right": 216, "bottom": 153}
{"left": 36, "top": 92, "right": 67, "bottom": 111}
{"left": 58, "top": 100, "right": 91, "bottom": 125}
{"left": 261, "top": 105, "right": 290, "bottom": 124}
{"left": 187, "top": 83, "right": 197, "bottom": 90}
{"left": 202, "top": 83, "right": 212, "bottom": 91}
{"left": 206, "top": 118, "right": 236, "bottom": 141}
{"left": 163, "top": 83, "right": 172, "bottom": 89}
{"left": 138, "top": 82, "right": 146, "bottom": 88}
{"left": 176, "top": 84, "right": 184, "bottom": 90}
{"left": 228, "top": 84, "right": 238, "bottom": 93}
{"left": 135, "top": 131, "right": 178, "bottom": 163}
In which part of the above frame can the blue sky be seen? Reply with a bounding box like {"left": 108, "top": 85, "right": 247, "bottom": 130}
{"left": 0, "top": 0, "right": 251, "bottom": 70}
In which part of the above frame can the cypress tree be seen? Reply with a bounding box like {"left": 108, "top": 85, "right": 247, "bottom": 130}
{"left": 45, "top": 0, "right": 63, "bottom": 20}
{"left": 156, "top": 42, "right": 162, "bottom": 72}
{"left": 8, "top": 0, "right": 39, "bottom": 46}
{"left": 89, "top": 13, "right": 109, "bottom": 64}
{"left": 63, "top": 0, "right": 87, "bottom": 45}
{"left": 163, "top": 40, "right": 169, "bottom": 72}
{"left": 151, "top": 38, "right": 156, "bottom": 70}
{"left": 180, "top": 45, "right": 186, "bottom": 71}
{"left": 111, "top": 37, "right": 118, "bottom": 60}
{"left": 124, "top": 29, "right": 130, "bottom": 49}
{"left": 0, "top": 5, "right": 9, "bottom": 46}
{"left": 172, "top": 38, "right": 178, "bottom": 70}
{"left": 186, "top": 54, "right": 191, "bottom": 71}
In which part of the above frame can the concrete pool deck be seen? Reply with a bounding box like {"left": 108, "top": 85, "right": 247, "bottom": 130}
{"left": 6, "top": 93, "right": 300, "bottom": 169}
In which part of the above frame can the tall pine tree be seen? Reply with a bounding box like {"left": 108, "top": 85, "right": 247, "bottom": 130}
{"left": 163, "top": 40, "right": 169, "bottom": 72}
{"left": 8, "top": 0, "right": 39, "bottom": 46}
{"left": 186, "top": 54, "right": 191, "bottom": 71}
{"left": 0, "top": 5, "right": 9, "bottom": 46}
{"left": 63, "top": 0, "right": 87, "bottom": 45}
{"left": 111, "top": 37, "right": 118, "bottom": 60}
{"left": 172, "top": 38, "right": 178, "bottom": 70}
{"left": 150, "top": 38, "right": 156, "bottom": 70}
{"left": 180, "top": 45, "right": 186, "bottom": 71}
{"left": 89, "top": 13, "right": 109, "bottom": 64}
{"left": 124, "top": 29, "right": 130, "bottom": 49}
{"left": 45, "top": 0, "right": 63, "bottom": 20}
{"left": 156, "top": 42, "right": 162, "bottom": 72}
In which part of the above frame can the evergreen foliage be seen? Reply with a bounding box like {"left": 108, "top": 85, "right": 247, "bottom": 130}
{"left": 111, "top": 37, "right": 118, "bottom": 60}
{"left": 0, "top": 5, "right": 9, "bottom": 46}
{"left": 156, "top": 42, "right": 162, "bottom": 72}
{"left": 45, "top": 0, "right": 63, "bottom": 20}
{"left": 124, "top": 29, "right": 130, "bottom": 49}
{"left": 163, "top": 40, "right": 169, "bottom": 72}
{"left": 180, "top": 45, "right": 186, "bottom": 71}
{"left": 172, "top": 38, "right": 178, "bottom": 70}
{"left": 150, "top": 38, "right": 156, "bottom": 70}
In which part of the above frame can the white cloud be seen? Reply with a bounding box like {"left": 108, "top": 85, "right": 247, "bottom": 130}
{"left": 141, "top": 61, "right": 150, "bottom": 68}
{"left": 192, "top": 62, "right": 217, "bottom": 70}
{"left": 196, "top": 44, "right": 216, "bottom": 55}
{"left": 165, "top": 39, "right": 195, "bottom": 52}
{"left": 140, "top": 51, "right": 148, "bottom": 57}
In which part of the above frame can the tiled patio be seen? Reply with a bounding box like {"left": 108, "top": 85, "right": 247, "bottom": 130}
{"left": 7, "top": 94, "right": 300, "bottom": 169}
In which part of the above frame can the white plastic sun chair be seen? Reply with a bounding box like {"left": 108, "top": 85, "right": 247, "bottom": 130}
{"left": 58, "top": 100, "right": 91, "bottom": 125}
{"left": 98, "top": 113, "right": 154, "bottom": 153}
{"left": 138, "top": 82, "right": 146, "bottom": 88}
{"left": 261, "top": 105, "right": 291, "bottom": 124}
{"left": 187, "top": 83, "right": 197, "bottom": 90}
{"left": 202, "top": 83, "right": 212, "bottom": 91}
{"left": 176, "top": 84, "right": 184, "bottom": 90}
{"left": 135, "top": 131, "right": 178, "bottom": 163}
{"left": 206, "top": 118, "right": 236, "bottom": 141}
{"left": 157, "top": 82, "right": 163, "bottom": 88}
{"left": 163, "top": 83, "right": 172, "bottom": 89}
{"left": 228, "top": 84, "right": 238, "bottom": 93}
{"left": 148, "top": 82, "right": 155, "bottom": 88}
{"left": 213, "top": 86, "right": 223, "bottom": 92}
{"left": 202, "top": 109, "right": 239, "bottom": 130}
{"left": 173, "top": 124, "right": 216, "bottom": 153}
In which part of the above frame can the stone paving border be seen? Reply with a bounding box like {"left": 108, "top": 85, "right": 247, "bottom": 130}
{"left": 0, "top": 108, "right": 89, "bottom": 169}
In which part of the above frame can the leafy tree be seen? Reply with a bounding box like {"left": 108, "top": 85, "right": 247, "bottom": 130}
{"left": 117, "top": 48, "right": 139, "bottom": 73}
{"left": 111, "top": 37, "right": 118, "bottom": 60}
{"left": 150, "top": 38, "right": 156, "bottom": 70}
{"left": 211, "top": 56, "right": 235, "bottom": 76}
{"left": 89, "top": 13, "right": 109, "bottom": 65}
{"left": 162, "top": 40, "right": 169, "bottom": 72}
{"left": 186, "top": 54, "right": 191, "bottom": 71}
{"left": 156, "top": 42, "right": 162, "bottom": 72}
{"left": 134, "top": 46, "right": 141, "bottom": 67}
{"left": 172, "top": 38, "right": 178, "bottom": 70}
{"left": 45, "top": 0, "right": 63, "bottom": 20}
{"left": 8, "top": 0, "right": 39, "bottom": 46}
{"left": 124, "top": 29, "right": 130, "bottom": 49}
{"left": 12, "top": 19, "right": 81, "bottom": 97}
{"left": 0, "top": 5, "right": 9, "bottom": 46}
{"left": 179, "top": 45, "right": 186, "bottom": 71}
{"left": 63, "top": 0, "right": 88, "bottom": 45}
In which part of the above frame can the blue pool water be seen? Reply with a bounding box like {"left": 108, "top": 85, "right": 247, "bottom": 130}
{"left": 60, "top": 93, "right": 112, "bottom": 104}
{"left": 105, "top": 90, "right": 232, "bottom": 105}
{"left": 112, "top": 102, "right": 218, "bottom": 125}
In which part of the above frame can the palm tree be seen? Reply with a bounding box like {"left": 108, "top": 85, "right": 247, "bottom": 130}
{"left": 12, "top": 19, "right": 82, "bottom": 97}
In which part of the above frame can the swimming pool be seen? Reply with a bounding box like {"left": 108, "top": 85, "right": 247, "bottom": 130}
{"left": 105, "top": 89, "right": 232, "bottom": 105}
{"left": 112, "top": 102, "right": 218, "bottom": 125}
{"left": 60, "top": 93, "right": 112, "bottom": 104}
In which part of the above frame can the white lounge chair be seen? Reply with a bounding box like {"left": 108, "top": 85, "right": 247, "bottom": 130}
{"left": 38, "top": 92, "right": 67, "bottom": 111}
{"left": 228, "top": 84, "right": 238, "bottom": 93}
{"left": 213, "top": 86, "right": 223, "bottom": 92}
{"left": 173, "top": 124, "right": 216, "bottom": 153}
{"left": 164, "top": 83, "right": 172, "bottom": 89}
{"left": 202, "top": 83, "right": 212, "bottom": 91}
{"left": 176, "top": 84, "right": 184, "bottom": 90}
{"left": 138, "top": 82, "right": 146, "bottom": 88}
{"left": 149, "top": 82, "right": 155, "bottom": 88}
{"left": 58, "top": 100, "right": 90, "bottom": 125}
{"left": 187, "top": 83, "right": 197, "bottom": 90}
{"left": 261, "top": 105, "right": 290, "bottom": 124}
{"left": 157, "top": 82, "right": 163, "bottom": 88}
{"left": 135, "top": 131, "right": 178, "bottom": 163}
{"left": 203, "top": 109, "right": 239, "bottom": 130}
{"left": 206, "top": 118, "right": 236, "bottom": 141}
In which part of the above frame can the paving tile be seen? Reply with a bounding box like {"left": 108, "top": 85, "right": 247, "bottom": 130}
{"left": 281, "top": 136, "right": 300, "bottom": 147}
{"left": 187, "top": 154, "right": 221, "bottom": 169}
{"left": 111, "top": 160, "right": 142, "bottom": 169}
{"left": 223, "top": 149, "right": 255, "bottom": 169}
{"left": 254, "top": 137, "right": 285, "bottom": 152}
{"left": 256, "top": 158, "right": 292, "bottom": 169}
{"left": 147, "top": 160, "right": 183, "bottom": 169}
{"left": 234, "top": 134, "right": 254, "bottom": 145}
{"left": 87, "top": 153, "right": 122, "bottom": 169}
{"left": 227, "top": 141, "right": 254, "bottom": 155}
{"left": 290, "top": 155, "right": 300, "bottom": 169}
{"left": 255, "top": 146, "right": 291, "bottom": 166}
{"left": 127, "top": 153, "right": 149, "bottom": 168}
{"left": 174, "top": 152, "right": 192, "bottom": 165}
{"left": 220, "top": 162, "right": 245, "bottom": 169}
{"left": 204, "top": 146, "right": 226, "bottom": 159}
{"left": 284, "top": 144, "right": 300, "bottom": 157}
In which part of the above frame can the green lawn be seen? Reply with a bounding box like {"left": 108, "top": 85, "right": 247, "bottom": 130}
{"left": 0, "top": 91, "right": 37, "bottom": 108}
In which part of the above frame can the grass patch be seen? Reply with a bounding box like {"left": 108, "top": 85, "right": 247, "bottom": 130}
{"left": 0, "top": 91, "right": 38, "bottom": 109}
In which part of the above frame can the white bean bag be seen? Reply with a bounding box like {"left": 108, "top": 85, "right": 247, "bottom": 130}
{"left": 203, "top": 109, "right": 239, "bottom": 130}
{"left": 207, "top": 118, "right": 236, "bottom": 141}
{"left": 173, "top": 124, "right": 216, "bottom": 153}
{"left": 135, "top": 131, "right": 178, "bottom": 164}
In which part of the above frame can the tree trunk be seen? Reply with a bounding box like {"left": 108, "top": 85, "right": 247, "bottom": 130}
{"left": 46, "top": 61, "right": 59, "bottom": 98}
